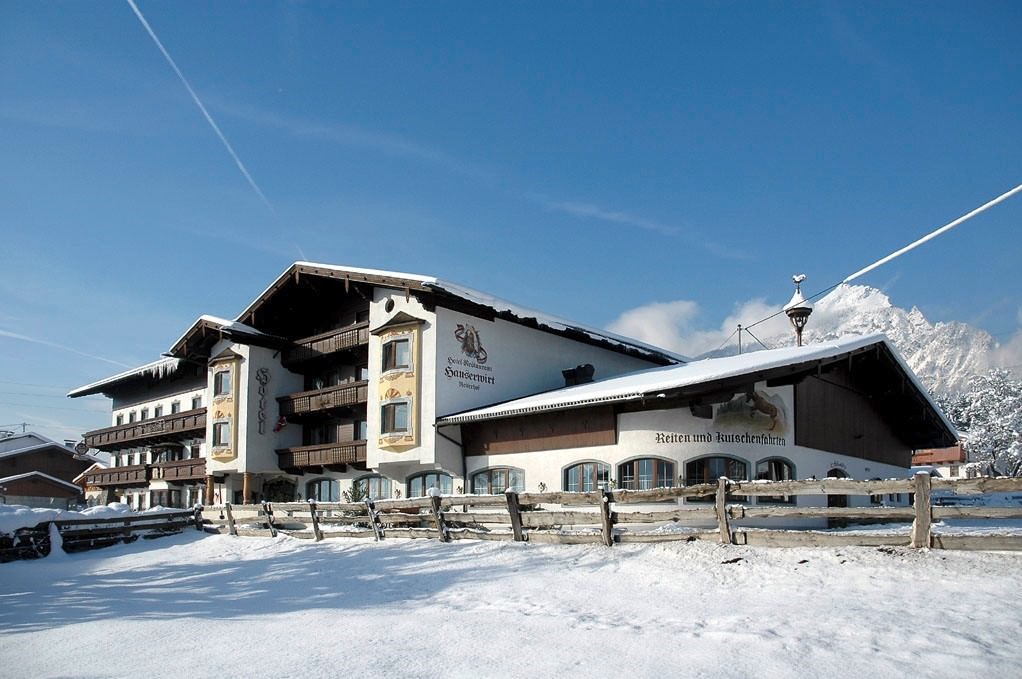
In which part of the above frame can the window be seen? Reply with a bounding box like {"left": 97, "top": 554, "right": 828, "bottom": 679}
{"left": 408, "top": 472, "right": 454, "bottom": 498}
{"left": 192, "top": 396, "right": 202, "bottom": 410}
{"left": 154, "top": 405, "right": 163, "bottom": 418}
{"left": 685, "top": 456, "right": 748, "bottom": 503}
{"left": 355, "top": 474, "right": 392, "bottom": 500}
{"left": 382, "top": 337, "right": 411, "bottom": 372}
{"left": 306, "top": 423, "right": 337, "bottom": 446}
{"left": 381, "top": 401, "right": 410, "bottom": 434}
{"left": 140, "top": 407, "right": 149, "bottom": 421}
{"left": 358, "top": 366, "right": 370, "bottom": 381}
{"left": 307, "top": 478, "right": 340, "bottom": 502}
{"left": 212, "top": 422, "right": 231, "bottom": 447}
{"left": 755, "top": 458, "right": 795, "bottom": 504}
{"left": 355, "top": 420, "right": 368, "bottom": 440}
{"left": 213, "top": 370, "right": 232, "bottom": 397}
{"left": 171, "top": 401, "right": 181, "bottom": 414}
{"left": 563, "top": 461, "right": 610, "bottom": 493}
{"left": 472, "top": 468, "right": 525, "bottom": 494}
{"left": 128, "top": 411, "right": 136, "bottom": 423}
{"left": 189, "top": 444, "right": 201, "bottom": 459}
{"left": 618, "top": 458, "right": 675, "bottom": 490}
{"left": 116, "top": 414, "right": 124, "bottom": 426}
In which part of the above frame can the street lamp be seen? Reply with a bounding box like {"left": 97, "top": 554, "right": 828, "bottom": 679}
{"left": 783, "top": 274, "right": 813, "bottom": 347}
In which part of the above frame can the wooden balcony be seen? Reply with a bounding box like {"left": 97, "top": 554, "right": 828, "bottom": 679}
{"left": 276, "top": 442, "right": 367, "bottom": 472}
{"left": 151, "top": 458, "right": 207, "bottom": 482}
{"left": 84, "top": 408, "right": 206, "bottom": 451}
{"left": 283, "top": 322, "right": 370, "bottom": 365}
{"left": 277, "top": 381, "right": 368, "bottom": 417}
{"left": 84, "top": 464, "right": 149, "bottom": 488}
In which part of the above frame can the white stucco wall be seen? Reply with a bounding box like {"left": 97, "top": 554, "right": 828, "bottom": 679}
{"left": 462, "top": 382, "right": 911, "bottom": 512}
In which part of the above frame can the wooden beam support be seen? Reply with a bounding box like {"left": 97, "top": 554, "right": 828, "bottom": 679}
{"left": 911, "top": 472, "right": 932, "bottom": 549}
{"left": 715, "top": 478, "right": 733, "bottom": 545}
{"left": 505, "top": 490, "right": 526, "bottom": 542}
{"left": 600, "top": 489, "right": 615, "bottom": 547}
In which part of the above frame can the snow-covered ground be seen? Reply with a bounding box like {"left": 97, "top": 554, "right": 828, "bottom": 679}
{"left": 2, "top": 531, "right": 1021, "bottom": 678}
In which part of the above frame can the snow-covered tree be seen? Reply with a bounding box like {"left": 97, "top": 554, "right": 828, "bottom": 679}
{"left": 938, "top": 369, "right": 1022, "bottom": 476}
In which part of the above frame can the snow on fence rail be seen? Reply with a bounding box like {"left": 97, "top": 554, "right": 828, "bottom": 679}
{"left": 203, "top": 473, "right": 1022, "bottom": 551}
{"left": 0, "top": 508, "right": 204, "bottom": 562}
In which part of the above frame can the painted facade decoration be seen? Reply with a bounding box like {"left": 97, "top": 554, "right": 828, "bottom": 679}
{"left": 377, "top": 326, "right": 419, "bottom": 451}
{"left": 209, "top": 354, "right": 240, "bottom": 462}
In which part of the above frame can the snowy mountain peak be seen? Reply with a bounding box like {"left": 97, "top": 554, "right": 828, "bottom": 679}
{"left": 706, "top": 284, "right": 997, "bottom": 396}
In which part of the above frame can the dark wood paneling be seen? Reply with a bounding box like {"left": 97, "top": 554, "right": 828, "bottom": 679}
{"left": 84, "top": 464, "right": 149, "bottom": 488}
{"left": 83, "top": 408, "right": 206, "bottom": 451}
{"left": 795, "top": 369, "right": 910, "bottom": 467}
{"left": 0, "top": 447, "right": 92, "bottom": 483}
{"left": 283, "top": 322, "right": 370, "bottom": 365}
{"left": 277, "top": 381, "right": 368, "bottom": 417}
{"left": 276, "top": 442, "right": 367, "bottom": 469}
{"left": 151, "top": 458, "right": 207, "bottom": 482}
{"left": 463, "top": 407, "right": 616, "bottom": 456}
{"left": 2, "top": 475, "right": 80, "bottom": 498}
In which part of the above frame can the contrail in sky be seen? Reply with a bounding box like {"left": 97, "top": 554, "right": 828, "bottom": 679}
{"left": 0, "top": 330, "right": 134, "bottom": 368}
{"left": 125, "top": 0, "right": 274, "bottom": 212}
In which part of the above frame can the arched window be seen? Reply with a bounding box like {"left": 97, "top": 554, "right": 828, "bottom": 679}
{"left": 685, "top": 456, "right": 749, "bottom": 502}
{"left": 755, "top": 457, "right": 796, "bottom": 504}
{"left": 407, "top": 471, "right": 454, "bottom": 498}
{"left": 471, "top": 467, "right": 524, "bottom": 494}
{"left": 306, "top": 478, "right": 340, "bottom": 502}
{"left": 617, "top": 457, "right": 675, "bottom": 491}
{"left": 355, "top": 474, "right": 392, "bottom": 500}
{"left": 563, "top": 461, "right": 610, "bottom": 493}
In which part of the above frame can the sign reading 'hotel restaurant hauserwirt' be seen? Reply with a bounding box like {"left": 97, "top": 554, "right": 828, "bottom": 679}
{"left": 444, "top": 324, "right": 496, "bottom": 392}
{"left": 654, "top": 390, "right": 790, "bottom": 447}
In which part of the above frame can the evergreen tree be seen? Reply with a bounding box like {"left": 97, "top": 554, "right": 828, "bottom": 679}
{"left": 939, "top": 369, "right": 1022, "bottom": 476}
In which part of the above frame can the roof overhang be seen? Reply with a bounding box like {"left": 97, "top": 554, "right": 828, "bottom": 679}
{"left": 438, "top": 335, "right": 957, "bottom": 450}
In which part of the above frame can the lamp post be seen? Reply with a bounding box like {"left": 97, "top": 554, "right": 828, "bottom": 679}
{"left": 783, "top": 274, "right": 813, "bottom": 347}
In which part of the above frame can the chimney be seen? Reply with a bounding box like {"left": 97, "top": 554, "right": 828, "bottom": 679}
{"left": 562, "top": 364, "right": 595, "bottom": 387}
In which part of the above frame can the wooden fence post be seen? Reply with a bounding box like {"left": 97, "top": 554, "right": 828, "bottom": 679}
{"left": 308, "top": 499, "right": 323, "bottom": 542}
{"left": 600, "top": 489, "right": 615, "bottom": 547}
{"left": 430, "top": 494, "right": 451, "bottom": 542}
{"left": 505, "top": 490, "right": 526, "bottom": 542}
{"left": 192, "top": 505, "right": 204, "bottom": 532}
{"left": 911, "top": 472, "right": 932, "bottom": 549}
{"left": 715, "top": 478, "right": 733, "bottom": 545}
{"left": 262, "top": 501, "right": 278, "bottom": 538}
{"left": 224, "top": 502, "right": 238, "bottom": 536}
{"left": 365, "top": 497, "right": 384, "bottom": 541}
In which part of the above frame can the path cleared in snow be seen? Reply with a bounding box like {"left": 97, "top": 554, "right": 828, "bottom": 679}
{"left": 1, "top": 532, "right": 1020, "bottom": 678}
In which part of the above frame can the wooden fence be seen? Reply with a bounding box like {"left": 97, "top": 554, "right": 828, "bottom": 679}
{"left": 204, "top": 473, "right": 1022, "bottom": 552}
{"left": 0, "top": 508, "right": 204, "bottom": 562}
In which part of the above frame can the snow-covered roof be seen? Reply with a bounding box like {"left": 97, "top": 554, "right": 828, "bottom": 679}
{"left": 0, "top": 435, "right": 101, "bottom": 463}
{"left": 0, "top": 470, "right": 83, "bottom": 493}
{"left": 72, "top": 462, "right": 106, "bottom": 485}
{"left": 67, "top": 356, "right": 183, "bottom": 398}
{"left": 240, "top": 262, "right": 689, "bottom": 364}
{"left": 439, "top": 334, "right": 957, "bottom": 438}
{"left": 168, "top": 314, "right": 269, "bottom": 349}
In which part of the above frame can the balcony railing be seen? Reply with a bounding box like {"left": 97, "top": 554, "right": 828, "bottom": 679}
{"left": 151, "top": 458, "right": 207, "bottom": 482}
{"left": 84, "top": 464, "right": 149, "bottom": 488}
{"left": 276, "top": 442, "right": 367, "bottom": 470}
{"left": 84, "top": 408, "right": 206, "bottom": 450}
{"left": 283, "top": 322, "right": 370, "bottom": 365}
{"left": 277, "top": 381, "right": 369, "bottom": 417}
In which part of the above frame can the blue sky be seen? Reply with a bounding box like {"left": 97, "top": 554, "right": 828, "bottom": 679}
{"left": 1, "top": 1, "right": 1020, "bottom": 443}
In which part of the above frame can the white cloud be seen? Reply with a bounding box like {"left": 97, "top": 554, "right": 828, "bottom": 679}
{"left": 989, "top": 306, "right": 1022, "bottom": 377}
{"left": 607, "top": 297, "right": 793, "bottom": 358}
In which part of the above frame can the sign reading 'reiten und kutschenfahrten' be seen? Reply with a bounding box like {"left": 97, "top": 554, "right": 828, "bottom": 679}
{"left": 653, "top": 389, "right": 790, "bottom": 447}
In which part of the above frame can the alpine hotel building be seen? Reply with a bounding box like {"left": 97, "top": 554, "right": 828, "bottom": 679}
{"left": 69, "top": 263, "right": 955, "bottom": 511}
